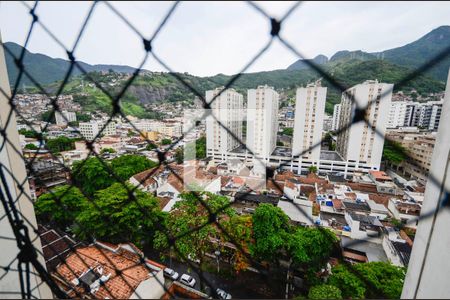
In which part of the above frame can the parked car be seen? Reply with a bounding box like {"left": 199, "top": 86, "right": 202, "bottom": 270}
{"left": 179, "top": 274, "right": 196, "bottom": 288}
{"left": 216, "top": 288, "right": 232, "bottom": 299}
{"left": 163, "top": 268, "right": 179, "bottom": 280}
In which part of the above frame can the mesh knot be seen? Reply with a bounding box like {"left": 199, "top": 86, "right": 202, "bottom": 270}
{"left": 143, "top": 39, "right": 152, "bottom": 52}
{"left": 270, "top": 18, "right": 281, "bottom": 36}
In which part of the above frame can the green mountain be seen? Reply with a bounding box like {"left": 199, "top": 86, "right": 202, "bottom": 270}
{"left": 287, "top": 54, "right": 329, "bottom": 71}
{"left": 3, "top": 42, "right": 140, "bottom": 88}
{"left": 2, "top": 25, "right": 447, "bottom": 118}
{"left": 38, "top": 58, "right": 442, "bottom": 118}
{"left": 288, "top": 25, "right": 450, "bottom": 81}
{"left": 372, "top": 25, "right": 450, "bottom": 81}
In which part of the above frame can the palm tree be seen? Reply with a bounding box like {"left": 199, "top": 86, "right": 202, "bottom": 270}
{"left": 308, "top": 165, "right": 318, "bottom": 174}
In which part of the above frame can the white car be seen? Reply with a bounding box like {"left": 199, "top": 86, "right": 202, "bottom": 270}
{"left": 216, "top": 288, "right": 232, "bottom": 299}
{"left": 163, "top": 268, "right": 179, "bottom": 280}
{"left": 179, "top": 274, "right": 196, "bottom": 287}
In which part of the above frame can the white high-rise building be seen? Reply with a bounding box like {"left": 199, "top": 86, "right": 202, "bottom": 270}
{"left": 336, "top": 80, "right": 393, "bottom": 169}
{"left": 332, "top": 104, "right": 341, "bottom": 131}
{"left": 55, "top": 110, "right": 77, "bottom": 126}
{"left": 206, "top": 87, "right": 244, "bottom": 160}
{"left": 417, "top": 100, "right": 443, "bottom": 131}
{"left": 292, "top": 81, "right": 327, "bottom": 161}
{"left": 246, "top": 85, "right": 279, "bottom": 158}
{"left": 387, "top": 100, "right": 407, "bottom": 128}
{"left": 79, "top": 121, "right": 99, "bottom": 141}
{"left": 79, "top": 120, "right": 116, "bottom": 141}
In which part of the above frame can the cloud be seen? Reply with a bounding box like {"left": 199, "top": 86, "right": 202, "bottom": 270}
{"left": 1, "top": 1, "right": 449, "bottom": 76}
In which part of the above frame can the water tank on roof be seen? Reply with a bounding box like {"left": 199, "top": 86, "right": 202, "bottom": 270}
{"left": 343, "top": 226, "right": 351, "bottom": 232}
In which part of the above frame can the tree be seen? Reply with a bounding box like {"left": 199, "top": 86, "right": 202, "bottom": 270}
{"left": 35, "top": 185, "right": 88, "bottom": 229}
{"left": 220, "top": 215, "right": 253, "bottom": 273}
{"left": 154, "top": 192, "right": 235, "bottom": 287}
{"left": 282, "top": 127, "right": 294, "bottom": 136}
{"left": 175, "top": 147, "right": 184, "bottom": 164}
{"left": 24, "top": 143, "right": 38, "bottom": 150}
{"left": 383, "top": 139, "right": 408, "bottom": 165}
{"left": 100, "top": 147, "right": 116, "bottom": 154}
{"left": 46, "top": 136, "right": 76, "bottom": 153}
{"left": 328, "top": 262, "right": 405, "bottom": 299}
{"left": 287, "top": 227, "right": 337, "bottom": 269}
{"left": 308, "top": 165, "right": 318, "bottom": 174}
{"left": 75, "top": 183, "right": 165, "bottom": 247}
{"left": 72, "top": 157, "right": 114, "bottom": 195}
{"left": 251, "top": 203, "right": 291, "bottom": 261}
{"left": 353, "top": 262, "right": 405, "bottom": 299}
{"left": 76, "top": 112, "right": 91, "bottom": 122}
{"left": 41, "top": 110, "right": 55, "bottom": 123}
{"left": 18, "top": 129, "right": 40, "bottom": 139}
{"left": 161, "top": 138, "right": 172, "bottom": 145}
{"left": 328, "top": 264, "right": 366, "bottom": 299}
{"left": 308, "top": 285, "right": 342, "bottom": 300}
{"left": 195, "top": 136, "right": 206, "bottom": 159}
{"left": 110, "top": 154, "right": 157, "bottom": 181}
{"left": 146, "top": 142, "right": 157, "bottom": 150}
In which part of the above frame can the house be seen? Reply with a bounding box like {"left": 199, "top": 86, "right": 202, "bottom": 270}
{"left": 156, "top": 161, "right": 222, "bottom": 212}
{"left": 129, "top": 165, "right": 166, "bottom": 193}
{"left": 382, "top": 227, "right": 412, "bottom": 267}
{"left": 277, "top": 198, "right": 314, "bottom": 226}
{"left": 341, "top": 236, "right": 388, "bottom": 263}
{"left": 388, "top": 199, "right": 421, "bottom": 229}
{"left": 52, "top": 241, "right": 166, "bottom": 299}
{"left": 344, "top": 212, "right": 383, "bottom": 240}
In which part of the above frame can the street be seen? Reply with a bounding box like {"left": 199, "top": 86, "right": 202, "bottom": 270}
{"left": 146, "top": 251, "right": 286, "bottom": 299}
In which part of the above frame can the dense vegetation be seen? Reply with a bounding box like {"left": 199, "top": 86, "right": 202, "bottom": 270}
{"left": 383, "top": 139, "right": 408, "bottom": 165}
{"left": 327, "top": 262, "right": 406, "bottom": 299}
{"left": 72, "top": 155, "right": 157, "bottom": 195}
{"left": 35, "top": 184, "right": 165, "bottom": 247}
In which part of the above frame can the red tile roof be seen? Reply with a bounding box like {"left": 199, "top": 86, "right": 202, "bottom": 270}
{"left": 53, "top": 242, "right": 163, "bottom": 299}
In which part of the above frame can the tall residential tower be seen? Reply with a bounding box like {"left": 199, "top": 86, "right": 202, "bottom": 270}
{"left": 292, "top": 80, "right": 327, "bottom": 161}
{"left": 206, "top": 87, "right": 244, "bottom": 160}
{"left": 246, "top": 85, "right": 279, "bottom": 158}
{"left": 336, "top": 80, "right": 393, "bottom": 169}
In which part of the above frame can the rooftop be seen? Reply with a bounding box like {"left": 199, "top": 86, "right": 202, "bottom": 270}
{"left": 320, "top": 150, "right": 344, "bottom": 161}
{"left": 53, "top": 242, "right": 165, "bottom": 299}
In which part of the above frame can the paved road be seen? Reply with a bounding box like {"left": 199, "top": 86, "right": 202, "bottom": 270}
{"left": 152, "top": 254, "right": 285, "bottom": 299}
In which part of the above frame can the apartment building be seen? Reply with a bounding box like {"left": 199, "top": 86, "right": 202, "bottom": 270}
{"left": 386, "top": 130, "right": 436, "bottom": 184}
{"left": 387, "top": 100, "right": 407, "bottom": 128}
{"left": 160, "top": 120, "right": 182, "bottom": 138}
{"left": 387, "top": 100, "right": 443, "bottom": 130}
{"left": 246, "top": 85, "right": 279, "bottom": 158}
{"left": 332, "top": 104, "right": 341, "bottom": 131}
{"left": 292, "top": 80, "right": 327, "bottom": 161}
{"left": 418, "top": 100, "right": 443, "bottom": 131}
{"left": 79, "top": 120, "right": 116, "bottom": 141}
{"left": 336, "top": 80, "right": 393, "bottom": 169}
{"left": 55, "top": 110, "right": 77, "bottom": 126}
{"left": 206, "top": 87, "right": 244, "bottom": 160}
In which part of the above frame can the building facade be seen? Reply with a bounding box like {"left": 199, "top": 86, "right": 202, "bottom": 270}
{"left": 332, "top": 104, "right": 341, "bottom": 131}
{"left": 292, "top": 81, "right": 327, "bottom": 161}
{"left": 55, "top": 110, "right": 77, "bottom": 126}
{"left": 246, "top": 85, "right": 279, "bottom": 158}
{"left": 387, "top": 101, "right": 407, "bottom": 128}
{"left": 206, "top": 87, "right": 244, "bottom": 160}
{"left": 336, "top": 80, "right": 393, "bottom": 169}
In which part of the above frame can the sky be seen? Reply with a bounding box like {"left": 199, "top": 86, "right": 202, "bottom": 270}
{"left": 1, "top": 1, "right": 450, "bottom": 76}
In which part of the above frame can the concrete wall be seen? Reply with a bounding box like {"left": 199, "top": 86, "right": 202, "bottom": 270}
{"left": 0, "top": 37, "right": 52, "bottom": 298}
{"left": 402, "top": 69, "right": 450, "bottom": 298}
